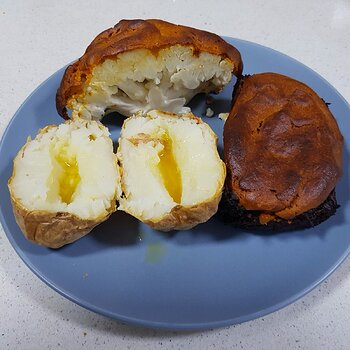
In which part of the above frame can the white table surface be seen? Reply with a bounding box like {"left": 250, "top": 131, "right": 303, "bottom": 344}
{"left": 1, "top": 1, "right": 350, "bottom": 349}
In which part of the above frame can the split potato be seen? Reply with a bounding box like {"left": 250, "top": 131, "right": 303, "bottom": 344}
{"left": 117, "top": 110, "right": 226, "bottom": 231}
{"left": 8, "top": 119, "right": 120, "bottom": 248}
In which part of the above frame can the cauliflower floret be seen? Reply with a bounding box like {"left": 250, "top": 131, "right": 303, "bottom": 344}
{"left": 69, "top": 46, "right": 234, "bottom": 120}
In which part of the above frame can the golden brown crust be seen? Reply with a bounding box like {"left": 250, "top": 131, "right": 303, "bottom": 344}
{"left": 56, "top": 19, "right": 243, "bottom": 119}
{"left": 224, "top": 72, "right": 343, "bottom": 220}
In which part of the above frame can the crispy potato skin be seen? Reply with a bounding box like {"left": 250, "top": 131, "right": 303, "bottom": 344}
{"left": 145, "top": 186, "right": 224, "bottom": 231}
{"left": 9, "top": 196, "right": 109, "bottom": 249}
{"left": 56, "top": 19, "right": 243, "bottom": 119}
{"left": 8, "top": 184, "right": 115, "bottom": 249}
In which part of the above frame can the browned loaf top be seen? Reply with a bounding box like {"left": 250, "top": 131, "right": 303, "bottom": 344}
{"left": 224, "top": 72, "right": 343, "bottom": 220}
{"left": 56, "top": 19, "right": 243, "bottom": 119}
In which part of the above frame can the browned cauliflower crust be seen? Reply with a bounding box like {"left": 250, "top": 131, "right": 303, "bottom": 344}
{"left": 56, "top": 19, "right": 243, "bottom": 120}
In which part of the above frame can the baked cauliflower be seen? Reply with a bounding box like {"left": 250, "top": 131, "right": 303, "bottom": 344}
{"left": 56, "top": 19, "right": 243, "bottom": 120}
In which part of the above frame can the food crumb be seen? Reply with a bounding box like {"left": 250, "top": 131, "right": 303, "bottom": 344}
{"left": 206, "top": 107, "right": 214, "bottom": 117}
{"left": 218, "top": 113, "right": 229, "bottom": 122}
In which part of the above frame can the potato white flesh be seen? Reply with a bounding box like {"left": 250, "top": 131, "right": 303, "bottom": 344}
{"left": 117, "top": 110, "right": 226, "bottom": 230}
{"left": 70, "top": 46, "right": 234, "bottom": 120}
{"left": 8, "top": 119, "right": 120, "bottom": 248}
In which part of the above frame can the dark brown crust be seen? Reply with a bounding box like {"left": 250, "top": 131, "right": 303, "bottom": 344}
{"left": 56, "top": 19, "right": 243, "bottom": 119}
{"left": 218, "top": 187, "right": 339, "bottom": 231}
{"left": 224, "top": 73, "right": 343, "bottom": 220}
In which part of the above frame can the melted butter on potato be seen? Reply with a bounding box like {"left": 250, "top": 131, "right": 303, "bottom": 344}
{"left": 158, "top": 132, "right": 182, "bottom": 204}
{"left": 55, "top": 147, "right": 81, "bottom": 204}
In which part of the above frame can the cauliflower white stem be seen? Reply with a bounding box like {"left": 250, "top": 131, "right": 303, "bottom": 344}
{"left": 69, "top": 45, "right": 234, "bottom": 120}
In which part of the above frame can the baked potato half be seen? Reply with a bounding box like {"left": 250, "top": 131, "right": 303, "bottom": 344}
{"left": 56, "top": 19, "right": 243, "bottom": 120}
{"left": 117, "top": 110, "right": 226, "bottom": 231}
{"left": 8, "top": 119, "right": 120, "bottom": 248}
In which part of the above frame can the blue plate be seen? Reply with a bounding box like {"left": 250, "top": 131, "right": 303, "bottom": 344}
{"left": 0, "top": 38, "right": 349, "bottom": 330}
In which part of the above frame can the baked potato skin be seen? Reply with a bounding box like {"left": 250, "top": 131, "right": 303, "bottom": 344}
{"left": 9, "top": 196, "right": 108, "bottom": 249}
{"left": 56, "top": 19, "right": 243, "bottom": 119}
{"left": 145, "top": 186, "right": 224, "bottom": 231}
{"left": 8, "top": 181, "right": 115, "bottom": 249}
